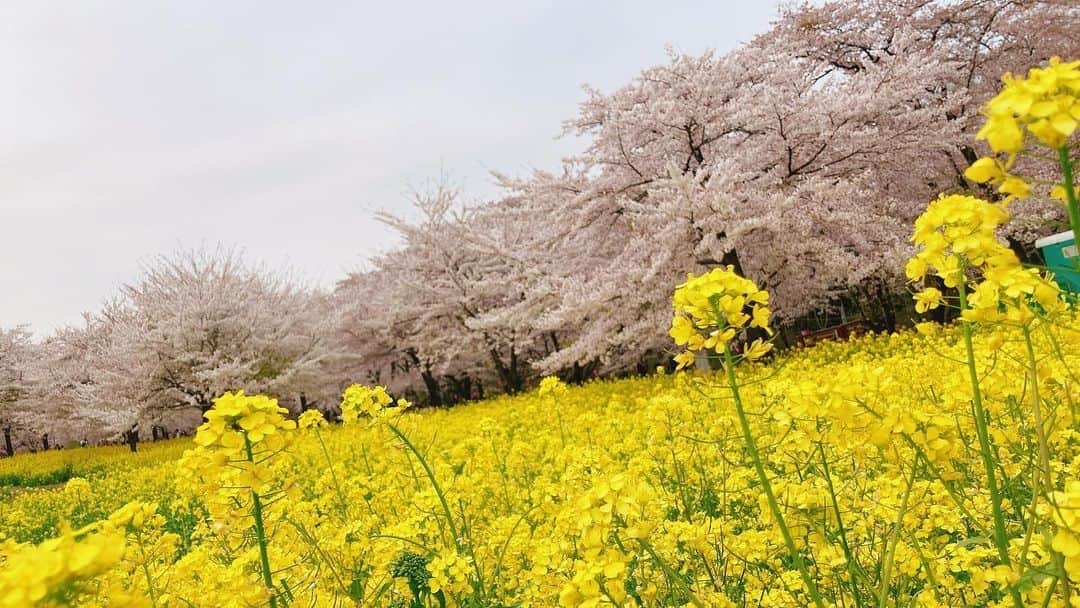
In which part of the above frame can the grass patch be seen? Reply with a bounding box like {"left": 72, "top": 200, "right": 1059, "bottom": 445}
{"left": 0, "top": 464, "right": 102, "bottom": 488}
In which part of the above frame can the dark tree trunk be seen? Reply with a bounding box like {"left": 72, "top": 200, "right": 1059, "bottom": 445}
{"left": 567, "top": 361, "right": 598, "bottom": 385}
{"left": 421, "top": 369, "right": 443, "bottom": 406}
{"left": 547, "top": 331, "right": 561, "bottom": 356}
{"left": 720, "top": 244, "right": 745, "bottom": 276}
{"left": 1007, "top": 235, "right": 1039, "bottom": 265}
{"left": 3, "top": 427, "right": 12, "bottom": 457}
{"left": 407, "top": 349, "right": 443, "bottom": 406}
{"left": 570, "top": 361, "right": 586, "bottom": 385}
{"left": 775, "top": 326, "right": 793, "bottom": 350}
{"left": 855, "top": 279, "right": 898, "bottom": 333}
{"left": 461, "top": 376, "right": 473, "bottom": 402}
{"left": 875, "top": 279, "right": 897, "bottom": 333}
{"left": 42, "top": 433, "right": 49, "bottom": 450}
{"left": 126, "top": 428, "right": 139, "bottom": 453}
{"left": 443, "top": 374, "right": 475, "bottom": 405}
{"left": 490, "top": 348, "right": 524, "bottom": 394}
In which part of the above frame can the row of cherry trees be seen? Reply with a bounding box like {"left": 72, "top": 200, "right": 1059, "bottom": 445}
{"left": 2, "top": 0, "right": 1077, "bottom": 447}
{"left": 348, "top": 0, "right": 1075, "bottom": 394}
{"left": 0, "top": 250, "right": 334, "bottom": 451}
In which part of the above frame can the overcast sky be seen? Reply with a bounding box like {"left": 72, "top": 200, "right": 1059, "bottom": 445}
{"left": 2, "top": 1, "right": 781, "bottom": 333}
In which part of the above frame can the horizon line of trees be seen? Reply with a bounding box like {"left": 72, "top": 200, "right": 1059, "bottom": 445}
{"left": 2, "top": 0, "right": 1077, "bottom": 451}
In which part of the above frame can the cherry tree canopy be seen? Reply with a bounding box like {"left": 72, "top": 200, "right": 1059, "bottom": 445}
{"left": 5, "top": 0, "right": 1078, "bottom": 440}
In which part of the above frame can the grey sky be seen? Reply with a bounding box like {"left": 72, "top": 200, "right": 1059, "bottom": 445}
{"left": 2, "top": 1, "right": 781, "bottom": 333}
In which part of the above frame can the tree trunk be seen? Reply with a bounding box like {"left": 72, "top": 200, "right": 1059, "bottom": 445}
{"left": 2, "top": 427, "right": 12, "bottom": 457}
{"left": 490, "top": 348, "right": 524, "bottom": 394}
{"left": 127, "top": 428, "right": 139, "bottom": 453}
{"left": 1007, "top": 235, "right": 1039, "bottom": 265}
{"left": 570, "top": 361, "right": 585, "bottom": 384}
{"left": 508, "top": 349, "right": 523, "bottom": 393}
{"left": 547, "top": 331, "right": 561, "bottom": 356}
{"left": 42, "top": 433, "right": 49, "bottom": 451}
{"left": 421, "top": 369, "right": 443, "bottom": 406}
{"left": 567, "top": 361, "right": 599, "bottom": 385}
{"left": 874, "top": 279, "right": 897, "bottom": 333}
{"left": 407, "top": 349, "right": 443, "bottom": 406}
{"left": 720, "top": 244, "right": 745, "bottom": 276}
{"left": 443, "top": 374, "right": 475, "bottom": 405}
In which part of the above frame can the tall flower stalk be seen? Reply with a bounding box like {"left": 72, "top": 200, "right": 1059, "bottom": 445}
{"left": 181, "top": 391, "right": 298, "bottom": 608}
{"left": 954, "top": 277, "right": 1014, "bottom": 574}
{"left": 671, "top": 267, "right": 823, "bottom": 607}
{"left": 908, "top": 191, "right": 1068, "bottom": 608}
{"left": 243, "top": 432, "right": 279, "bottom": 608}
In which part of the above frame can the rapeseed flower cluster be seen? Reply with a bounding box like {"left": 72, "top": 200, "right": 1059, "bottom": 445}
{"left": 0, "top": 498, "right": 177, "bottom": 608}
{"left": 0, "top": 523, "right": 125, "bottom": 607}
{"left": 670, "top": 266, "right": 772, "bottom": 369}
{"left": 192, "top": 390, "right": 296, "bottom": 450}
{"left": 340, "top": 383, "right": 409, "bottom": 424}
{"left": 906, "top": 193, "right": 1064, "bottom": 324}
{"left": 296, "top": 408, "right": 326, "bottom": 429}
{"left": 974, "top": 57, "right": 1079, "bottom": 155}
{"left": 964, "top": 56, "right": 1080, "bottom": 243}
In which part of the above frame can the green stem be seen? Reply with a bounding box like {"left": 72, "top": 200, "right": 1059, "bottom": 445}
{"left": 314, "top": 428, "right": 349, "bottom": 517}
{"left": 1058, "top": 146, "right": 1080, "bottom": 245}
{"left": 244, "top": 433, "right": 279, "bottom": 608}
{"left": 907, "top": 533, "right": 942, "bottom": 601}
{"left": 956, "top": 280, "right": 1023, "bottom": 608}
{"left": 629, "top": 534, "right": 705, "bottom": 608}
{"left": 136, "top": 532, "right": 160, "bottom": 608}
{"left": 818, "top": 442, "right": 865, "bottom": 608}
{"left": 1022, "top": 325, "right": 1071, "bottom": 604}
{"left": 387, "top": 423, "right": 461, "bottom": 549}
{"left": 1021, "top": 325, "right": 1053, "bottom": 493}
{"left": 877, "top": 462, "right": 917, "bottom": 608}
{"left": 286, "top": 518, "right": 353, "bottom": 598}
{"left": 722, "top": 342, "right": 826, "bottom": 608}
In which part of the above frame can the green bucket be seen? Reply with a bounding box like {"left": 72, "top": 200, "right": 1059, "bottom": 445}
{"left": 1036, "top": 231, "right": 1080, "bottom": 293}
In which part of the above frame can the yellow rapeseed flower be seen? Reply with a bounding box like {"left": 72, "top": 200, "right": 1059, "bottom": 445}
{"left": 670, "top": 266, "right": 772, "bottom": 369}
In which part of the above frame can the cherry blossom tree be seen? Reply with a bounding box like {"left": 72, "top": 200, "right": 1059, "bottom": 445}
{"left": 330, "top": 264, "right": 446, "bottom": 403}
{"left": 348, "top": 183, "right": 548, "bottom": 398}
{"left": 486, "top": 0, "right": 1077, "bottom": 373}
{"left": 0, "top": 326, "right": 34, "bottom": 454}
{"left": 0, "top": 326, "right": 32, "bottom": 411}
{"left": 769, "top": 0, "right": 1079, "bottom": 234}
{"left": 25, "top": 314, "right": 141, "bottom": 443}
{"left": 1, "top": 251, "right": 335, "bottom": 444}
{"left": 0, "top": 320, "right": 134, "bottom": 450}
{"left": 79, "top": 248, "right": 333, "bottom": 430}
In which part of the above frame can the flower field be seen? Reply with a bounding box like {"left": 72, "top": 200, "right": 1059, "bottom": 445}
{"left": 1, "top": 317, "right": 1079, "bottom": 607}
